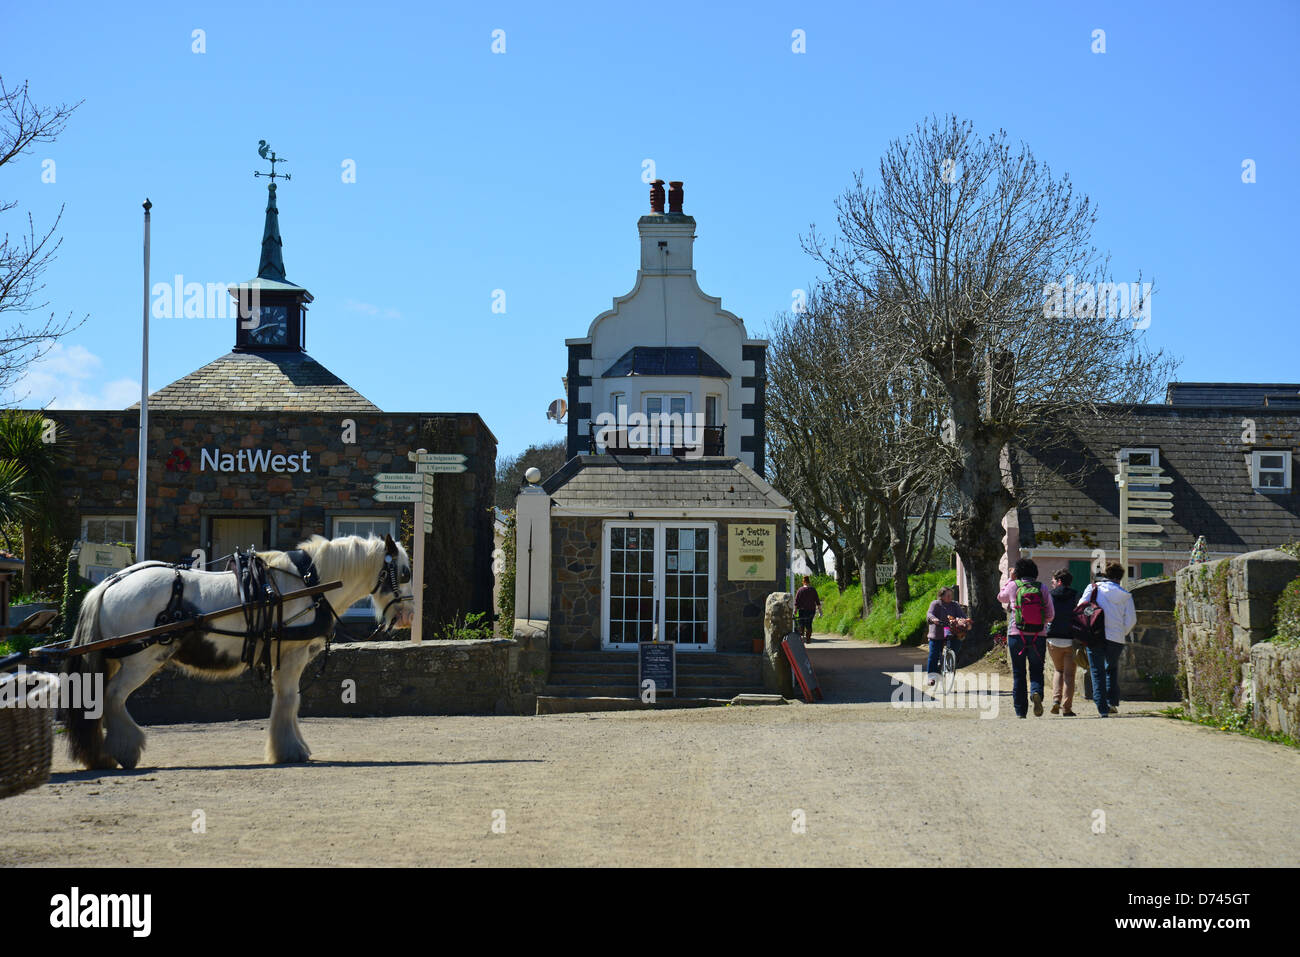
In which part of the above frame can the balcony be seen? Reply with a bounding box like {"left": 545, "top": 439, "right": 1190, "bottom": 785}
{"left": 587, "top": 422, "right": 726, "bottom": 457}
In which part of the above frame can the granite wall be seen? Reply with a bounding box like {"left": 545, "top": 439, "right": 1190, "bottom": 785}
{"left": 1175, "top": 549, "right": 1300, "bottom": 726}
{"left": 44, "top": 411, "right": 496, "bottom": 634}
{"left": 127, "top": 634, "right": 549, "bottom": 723}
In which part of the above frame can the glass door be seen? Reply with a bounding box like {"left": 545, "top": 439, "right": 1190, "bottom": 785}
{"left": 603, "top": 522, "right": 715, "bottom": 650}
{"left": 644, "top": 394, "right": 690, "bottom": 453}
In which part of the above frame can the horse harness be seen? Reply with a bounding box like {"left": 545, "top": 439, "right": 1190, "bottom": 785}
{"left": 103, "top": 551, "right": 348, "bottom": 674}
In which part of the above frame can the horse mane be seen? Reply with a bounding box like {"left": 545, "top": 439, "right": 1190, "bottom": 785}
{"left": 260, "top": 534, "right": 389, "bottom": 589}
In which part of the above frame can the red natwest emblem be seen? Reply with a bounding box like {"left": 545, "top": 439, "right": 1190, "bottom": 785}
{"left": 165, "top": 447, "right": 191, "bottom": 472}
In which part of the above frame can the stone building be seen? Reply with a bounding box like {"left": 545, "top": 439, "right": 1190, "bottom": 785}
{"left": 46, "top": 178, "right": 497, "bottom": 632}
{"left": 517, "top": 182, "right": 793, "bottom": 696}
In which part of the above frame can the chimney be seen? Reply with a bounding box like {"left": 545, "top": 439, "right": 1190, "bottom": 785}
{"left": 668, "top": 181, "right": 684, "bottom": 214}
{"left": 638, "top": 178, "right": 696, "bottom": 274}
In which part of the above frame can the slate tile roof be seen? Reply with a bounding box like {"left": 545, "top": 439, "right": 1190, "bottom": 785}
{"left": 1166, "top": 382, "right": 1300, "bottom": 409}
{"left": 131, "top": 351, "right": 380, "bottom": 413}
{"left": 1013, "top": 405, "right": 1300, "bottom": 554}
{"left": 544, "top": 456, "right": 792, "bottom": 511}
{"left": 602, "top": 346, "right": 731, "bottom": 379}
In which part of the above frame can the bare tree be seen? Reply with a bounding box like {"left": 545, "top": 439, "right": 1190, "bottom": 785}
{"left": 1, "top": 76, "right": 85, "bottom": 402}
{"left": 804, "top": 115, "right": 1176, "bottom": 647}
{"left": 768, "top": 286, "right": 948, "bottom": 616}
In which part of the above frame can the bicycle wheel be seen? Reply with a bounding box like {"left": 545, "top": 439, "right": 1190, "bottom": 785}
{"left": 940, "top": 646, "right": 957, "bottom": 695}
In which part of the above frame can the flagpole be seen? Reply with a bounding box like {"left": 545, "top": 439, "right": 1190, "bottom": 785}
{"left": 136, "top": 199, "right": 151, "bottom": 562}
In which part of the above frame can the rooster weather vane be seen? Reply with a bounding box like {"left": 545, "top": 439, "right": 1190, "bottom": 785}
{"left": 254, "top": 140, "right": 290, "bottom": 184}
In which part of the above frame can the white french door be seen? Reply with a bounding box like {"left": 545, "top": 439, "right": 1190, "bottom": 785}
{"left": 602, "top": 521, "right": 716, "bottom": 651}
{"left": 644, "top": 393, "right": 691, "bottom": 454}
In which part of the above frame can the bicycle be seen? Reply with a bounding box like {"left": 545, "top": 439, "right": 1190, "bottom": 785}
{"left": 939, "top": 640, "right": 958, "bottom": 695}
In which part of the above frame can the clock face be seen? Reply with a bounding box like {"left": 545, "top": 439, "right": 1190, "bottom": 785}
{"left": 250, "top": 304, "right": 288, "bottom": 345}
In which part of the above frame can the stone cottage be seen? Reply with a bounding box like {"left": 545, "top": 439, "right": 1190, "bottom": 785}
{"left": 516, "top": 182, "right": 794, "bottom": 696}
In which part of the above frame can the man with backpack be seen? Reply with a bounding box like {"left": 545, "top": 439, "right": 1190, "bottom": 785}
{"left": 1076, "top": 562, "right": 1137, "bottom": 717}
{"left": 997, "top": 558, "right": 1055, "bottom": 718}
{"left": 1046, "top": 570, "right": 1081, "bottom": 715}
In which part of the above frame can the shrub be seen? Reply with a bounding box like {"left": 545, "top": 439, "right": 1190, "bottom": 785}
{"left": 1274, "top": 575, "right": 1300, "bottom": 643}
{"left": 438, "top": 611, "right": 494, "bottom": 640}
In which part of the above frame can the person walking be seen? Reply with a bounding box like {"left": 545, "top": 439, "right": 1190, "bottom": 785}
{"left": 1045, "top": 569, "right": 1081, "bottom": 715}
{"left": 1077, "top": 562, "right": 1137, "bottom": 717}
{"left": 924, "top": 586, "right": 970, "bottom": 687}
{"left": 793, "top": 575, "right": 822, "bottom": 643}
{"left": 997, "top": 558, "right": 1054, "bottom": 718}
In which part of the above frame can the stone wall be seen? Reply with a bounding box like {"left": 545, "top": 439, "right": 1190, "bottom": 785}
{"left": 547, "top": 515, "right": 786, "bottom": 652}
{"left": 128, "top": 636, "right": 548, "bottom": 723}
{"left": 1250, "top": 641, "right": 1300, "bottom": 736}
{"left": 1175, "top": 548, "right": 1300, "bottom": 722}
{"left": 44, "top": 410, "right": 496, "bottom": 634}
{"left": 1123, "top": 579, "right": 1179, "bottom": 700}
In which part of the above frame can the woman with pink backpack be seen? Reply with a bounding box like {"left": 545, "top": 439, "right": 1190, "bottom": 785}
{"left": 997, "top": 558, "right": 1055, "bottom": 718}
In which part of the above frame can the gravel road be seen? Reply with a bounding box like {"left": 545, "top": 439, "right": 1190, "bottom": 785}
{"left": 5, "top": 637, "right": 1298, "bottom": 867}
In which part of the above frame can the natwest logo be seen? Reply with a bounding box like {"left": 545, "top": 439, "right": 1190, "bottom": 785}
{"left": 199, "top": 447, "right": 312, "bottom": 473}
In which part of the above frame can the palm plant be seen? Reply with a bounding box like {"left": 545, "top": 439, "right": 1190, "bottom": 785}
{"left": 0, "top": 411, "right": 67, "bottom": 591}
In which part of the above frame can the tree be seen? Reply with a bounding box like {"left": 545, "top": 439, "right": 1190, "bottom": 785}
{"left": 768, "top": 285, "right": 948, "bottom": 616}
{"left": 803, "top": 115, "right": 1175, "bottom": 649}
{"left": 0, "top": 409, "right": 67, "bottom": 590}
{"left": 494, "top": 438, "right": 568, "bottom": 510}
{"left": 1, "top": 76, "right": 85, "bottom": 402}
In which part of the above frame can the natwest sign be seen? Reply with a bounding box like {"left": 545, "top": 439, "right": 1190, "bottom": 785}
{"left": 199, "top": 447, "right": 312, "bottom": 473}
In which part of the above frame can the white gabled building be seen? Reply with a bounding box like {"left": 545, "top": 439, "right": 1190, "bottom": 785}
{"left": 562, "top": 180, "right": 770, "bottom": 475}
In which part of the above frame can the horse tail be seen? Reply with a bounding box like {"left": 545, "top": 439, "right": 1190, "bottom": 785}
{"left": 65, "top": 579, "right": 109, "bottom": 768}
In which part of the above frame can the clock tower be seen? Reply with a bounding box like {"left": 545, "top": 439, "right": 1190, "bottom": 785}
{"left": 230, "top": 143, "right": 311, "bottom": 352}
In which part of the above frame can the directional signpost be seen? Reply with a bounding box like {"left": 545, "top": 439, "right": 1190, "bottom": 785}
{"left": 1117, "top": 462, "right": 1174, "bottom": 577}
{"left": 373, "top": 453, "right": 446, "bottom": 643}
{"left": 410, "top": 451, "right": 467, "bottom": 474}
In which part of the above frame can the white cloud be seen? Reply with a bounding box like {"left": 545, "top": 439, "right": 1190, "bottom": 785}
{"left": 344, "top": 299, "right": 402, "bottom": 320}
{"left": 7, "top": 343, "right": 140, "bottom": 410}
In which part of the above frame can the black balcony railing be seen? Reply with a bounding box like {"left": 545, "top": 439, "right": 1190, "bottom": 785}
{"left": 587, "top": 423, "right": 726, "bottom": 457}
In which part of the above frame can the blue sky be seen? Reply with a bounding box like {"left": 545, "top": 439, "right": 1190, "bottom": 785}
{"left": 3, "top": 0, "right": 1297, "bottom": 459}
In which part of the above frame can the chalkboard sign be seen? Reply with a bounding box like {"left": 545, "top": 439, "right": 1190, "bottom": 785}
{"left": 638, "top": 641, "right": 676, "bottom": 697}
{"left": 782, "top": 631, "right": 822, "bottom": 702}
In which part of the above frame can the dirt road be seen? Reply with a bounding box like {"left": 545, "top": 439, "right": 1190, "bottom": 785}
{"left": 5, "top": 637, "right": 1298, "bottom": 867}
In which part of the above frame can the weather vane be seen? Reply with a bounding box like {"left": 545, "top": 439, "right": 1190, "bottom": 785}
{"left": 254, "top": 140, "right": 291, "bottom": 184}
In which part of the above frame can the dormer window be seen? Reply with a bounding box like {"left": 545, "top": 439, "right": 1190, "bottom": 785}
{"left": 1119, "top": 447, "right": 1160, "bottom": 492}
{"left": 1252, "top": 450, "right": 1292, "bottom": 492}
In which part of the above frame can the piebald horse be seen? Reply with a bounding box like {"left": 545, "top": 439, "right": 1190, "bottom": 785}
{"left": 65, "top": 534, "right": 414, "bottom": 769}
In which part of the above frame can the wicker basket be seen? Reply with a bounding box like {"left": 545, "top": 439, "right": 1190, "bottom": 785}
{"left": 0, "top": 670, "right": 56, "bottom": 799}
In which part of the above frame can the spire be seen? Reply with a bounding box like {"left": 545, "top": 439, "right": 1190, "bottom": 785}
{"left": 257, "top": 182, "right": 287, "bottom": 282}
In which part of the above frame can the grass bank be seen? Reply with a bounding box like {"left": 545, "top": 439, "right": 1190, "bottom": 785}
{"left": 811, "top": 569, "right": 957, "bottom": 645}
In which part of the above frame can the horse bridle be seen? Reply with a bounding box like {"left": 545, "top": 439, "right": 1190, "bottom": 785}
{"left": 373, "top": 554, "right": 413, "bottom": 628}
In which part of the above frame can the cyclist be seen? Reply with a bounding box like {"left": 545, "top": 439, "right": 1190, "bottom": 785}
{"left": 925, "top": 586, "right": 970, "bottom": 687}
{"left": 793, "top": 575, "right": 822, "bottom": 643}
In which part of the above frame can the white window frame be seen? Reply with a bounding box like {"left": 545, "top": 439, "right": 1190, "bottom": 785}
{"left": 1119, "top": 447, "right": 1160, "bottom": 492}
{"left": 601, "top": 520, "right": 717, "bottom": 652}
{"left": 332, "top": 514, "right": 397, "bottom": 617}
{"left": 642, "top": 393, "right": 693, "bottom": 454}
{"left": 80, "top": 515, "right": 136, "bottom": 546}
{"left": 1251, "top": 450, "right": 1292, "bottom": 493}
{"left": 705, "top": 394, "right": 720, "bottom": 427}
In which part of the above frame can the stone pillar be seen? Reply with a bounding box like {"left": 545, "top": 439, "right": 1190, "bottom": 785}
{"left": 763, "top": 592, "right": 795, "bottom": 697}
{"left": 514, "top": 483, "right": 552, "bottom": 622}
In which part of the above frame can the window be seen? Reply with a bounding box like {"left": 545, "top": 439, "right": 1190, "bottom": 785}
{"left": 82, "top": 516, "right": 135, "bottom": 546}
{"left": 333, "top": 515, "right": 397, "bottom": 616}
{"left": 1119, "top": 447, "right": 1160, "bottom": 492}
{"left": 1252, "top": 450, "right": 1292, "bottom": 492}
{"left": 705, "top": 395, "right": 720, "bottom": 426}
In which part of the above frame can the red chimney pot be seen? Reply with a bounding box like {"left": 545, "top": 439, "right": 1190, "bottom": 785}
{"left": 649, "top": 180, "right": 666, "bottom": 214}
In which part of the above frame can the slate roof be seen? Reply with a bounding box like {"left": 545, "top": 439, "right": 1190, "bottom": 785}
{"left": 132, "top": 350, "right": 380, "bottom": 412}
{"left": 602, "top": 347, "right": 731, "bottom": 379}
{"left": 544, "top": 456, "right": 791, "bottom": 511}
{"left": 1013, "top": 405, "right": 1300, "bottom": 554}
{"left": 1166, "top": 382, "right": 1300, "bottom": 408}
